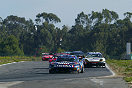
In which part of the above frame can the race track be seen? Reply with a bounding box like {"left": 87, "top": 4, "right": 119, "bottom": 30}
{"left": 0, "top": 61, "right": 129, "bottom": 88}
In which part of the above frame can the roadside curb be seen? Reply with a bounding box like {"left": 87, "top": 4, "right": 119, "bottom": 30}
{"left": 0, "top": 81, "right": 23, "bottom": 88}
{"left": 105, "top": 63, "right": 116, "bottom": 77}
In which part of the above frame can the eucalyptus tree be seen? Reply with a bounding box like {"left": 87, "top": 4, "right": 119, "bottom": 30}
{"left": 35, "top": 12, "right": 61, "bottom": 25}
{"left": 0, "top": 17, "right": 7, "bottom": 39}
{"left": 90, "top": 11, "right": 103, "bottom": 26}
{"left": 3, "top": 15, "right": 34, "bottom": 38}
{"left": 35, "top": 12, "right": 61, "bottom": 53}
{"left": 75, "top": 12, "right": 91, "bottom": 29}
{"left": 124, "top": 12, "right": 132, "bottom": 19}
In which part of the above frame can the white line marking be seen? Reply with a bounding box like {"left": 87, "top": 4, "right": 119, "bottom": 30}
{"left": 106, "top": 63, "right": 116, "bottom": 77}
{"left": 0, "top": 81, "right": 23, "bottom": 88}
{"left": 0, "top": 61, "right": 25, "bottom": 67}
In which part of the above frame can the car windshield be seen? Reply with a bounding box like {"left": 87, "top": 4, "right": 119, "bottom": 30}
{"left": 86, "top": 54, "right": 103, "bottom": 58}
{"left": 56, "top": 57, "right": 75, "bottom": 62}
{"left": 42, "top": 53, "right": 49, "bottom": 55}
{"left": 72, "top": 51, "right": 84, "bottom": 56}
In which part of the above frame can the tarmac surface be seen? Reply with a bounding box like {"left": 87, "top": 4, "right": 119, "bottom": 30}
{"left": 0, "top": 61, "right": 129, "bottom": 88}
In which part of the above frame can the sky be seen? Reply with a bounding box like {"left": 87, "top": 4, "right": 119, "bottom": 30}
{"left": 0, "top": 0, "right": 132, "bottom": 27}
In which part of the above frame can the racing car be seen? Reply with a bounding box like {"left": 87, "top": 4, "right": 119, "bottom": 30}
{"left": 49, "top": 55, "right": 84, "bottom": 73}
{"left": 49, "top": 53, "right": 69, "bottom": 62}
{"left": 84, "top": 52, "right": 106, "bottom": 68}
{"left": 71, "top": 51, "right": 85, "bottom": 59}
{"left": 42, "top": 53, "right": 53, "bottom": 61}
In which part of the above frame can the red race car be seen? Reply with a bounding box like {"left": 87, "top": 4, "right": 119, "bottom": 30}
{"left": 42, "top": 53, "right": 53, "bottom": 61}
{"left": 49, "top": 53, "right": 69, "bottom": 62}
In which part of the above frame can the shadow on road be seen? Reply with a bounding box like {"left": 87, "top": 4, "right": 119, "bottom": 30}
{"left": 35, "top": 73, "right": 49, "bottom": 74}
{"left": 85, "top": 66, "right": 105, "bottom": 68}
{"left": 33, "top": 67, "right": 49, "bottom": 69}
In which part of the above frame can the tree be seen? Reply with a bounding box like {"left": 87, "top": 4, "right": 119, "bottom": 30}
{"left": 0, "top": 35, "right": 24, "bottom": 56}
{"left": 75, "top": 12, "right": 91, "bottom": 28}
{"left": 124, "top": 12, "right": 132, "bottom": 19}
{"left": 90, "top": 11, "right": 103, "bottom": 26}
{"left": 102, "top": 9, "right": 119, "bottom": 24}
{"left": 35, "top": 12, "right": 61, "bottom": 25}
{"left": 56, "top": 48, "right": 65, "bottom": 53}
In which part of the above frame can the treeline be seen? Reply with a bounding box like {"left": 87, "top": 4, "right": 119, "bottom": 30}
{"left": 0, "top": 9, "right": 132, "bottom": 58}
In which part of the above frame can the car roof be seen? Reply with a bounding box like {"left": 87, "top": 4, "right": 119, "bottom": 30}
{"left": 72, "top": 51, "right": 84, "bottom": 53}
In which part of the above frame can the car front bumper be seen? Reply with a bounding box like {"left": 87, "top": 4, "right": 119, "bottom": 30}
{"left": 49, "top": 66, "right": 79, "bottom": 73}
{"left": 84, "top": 61, "right": 105, "bottom": 66}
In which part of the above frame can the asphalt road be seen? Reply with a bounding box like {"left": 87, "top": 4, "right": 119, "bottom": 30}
{"left": 0, "top": 61, "right": 129, "bottom": 88}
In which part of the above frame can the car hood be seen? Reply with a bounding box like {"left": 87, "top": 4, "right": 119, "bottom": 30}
{"left": 85, "top": 57, "right": 105, "bottom": 62}
{"left": 51, "top": 61, "right": 75, "bottom": 65}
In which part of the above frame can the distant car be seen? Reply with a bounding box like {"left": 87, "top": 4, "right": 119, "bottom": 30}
{"left": 49, "top": 53, "right": 69, "bottom": 62}
{"left": 71, "top": 51, "right": 85, "bottom": 59}
{"left": 49, "top": 55, "right": 84, "bottom": 73}
{"left": 49, "top": 55, "right": 59, "bottom": 63}
{"left": 63, "top": 51, "right": 72, "bottom": 55}
{"left": 84, "top": 52, "right": 106, "bottom": 68}
{"left": 42, "top": 53, "right": 53, "bottom": 61}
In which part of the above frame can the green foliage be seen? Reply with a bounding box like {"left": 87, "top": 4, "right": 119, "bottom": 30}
{"left": 124, "top": 77, "right": 132, "bottom": 82}
{"left": 0, "top": 56, "right": 41, "bottom": 64}
{"left": 57, "top": 48, "right": 65, "bottom": 53}
{"left": 36, "top": 45, "right": 49, "bottom": 56}
{"left": 35, "top": 12, "right": 61, "bottom": 24}
{"left": 0, "top": 35, "right": 24, "bottom": 56}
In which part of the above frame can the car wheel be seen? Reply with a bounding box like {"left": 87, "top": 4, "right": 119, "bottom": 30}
{"left": 102, "top": 63, "right": 106, "bottom": 68}
{"left": 102, "top": 66, "right": 106, "bottom": 68}
{"left": 49, "top": 69, "right": 55, "bottom": 74}
{"left": 84, "top": 64, "right": 87, "bottom": 68}
{"left": 80, "top": 66, "right": 84, "bottom": 73}
{"left": 102, "top": 65, "right": 106, "bottom": 68}
{"left": 42, "top": 59, "right": 45, "bottom": 61}
{"left": 72, "top": 70, "right": 79, "bottom": 74}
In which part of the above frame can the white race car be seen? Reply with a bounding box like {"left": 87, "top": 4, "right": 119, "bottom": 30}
{"left": 84, "top": 52, "right": 106, "bottom": 68}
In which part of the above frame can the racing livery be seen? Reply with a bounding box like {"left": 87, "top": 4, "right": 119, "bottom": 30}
{"left": 49, "top": 55, "right": 84, "bottom": 73}
{"left": 84, "top": 52, "right": 106, "bottom": 68}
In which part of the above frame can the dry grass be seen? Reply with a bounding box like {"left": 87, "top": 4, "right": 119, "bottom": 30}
{"left": 106, "top": 59, "right": 132, "bottom": 82}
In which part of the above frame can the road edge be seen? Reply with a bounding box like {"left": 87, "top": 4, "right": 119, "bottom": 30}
{"left": 0, "top": 61, "right": 25, "bottom": 67}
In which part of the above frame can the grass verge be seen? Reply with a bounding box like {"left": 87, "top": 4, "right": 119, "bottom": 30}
{"left": 0, "top": 56, "right": 41, "bottom": 65}
{"left": 106, "top": 59, "right": 132, "bottom": 83}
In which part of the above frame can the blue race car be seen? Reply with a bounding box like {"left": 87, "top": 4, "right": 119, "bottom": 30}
{"left": 49, "top": 55, "right": 84, "bottom": 73}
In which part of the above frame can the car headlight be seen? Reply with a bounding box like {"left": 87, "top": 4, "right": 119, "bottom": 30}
{"left": 100, "top": 59, "right": 103, "bottom": 62}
